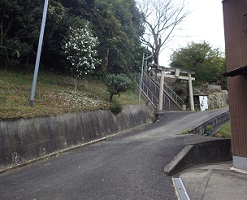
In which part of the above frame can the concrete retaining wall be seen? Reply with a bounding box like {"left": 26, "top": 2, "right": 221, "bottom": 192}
{"left": 0, "top": 105, "right": 152, "bottom": 171}
{"left": 188, "top": 110, "right": 230, "bottom": 135}
{"left": 165, "top": 139, "right": 232, "bottom": 176}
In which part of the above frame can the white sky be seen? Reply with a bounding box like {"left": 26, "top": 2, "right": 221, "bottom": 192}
{"left": 159, "top": 0, "right": 225, "bottom": 66}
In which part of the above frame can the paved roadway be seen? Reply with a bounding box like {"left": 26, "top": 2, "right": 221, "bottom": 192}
{"left": 0, "top": 108, "right": 228, "bottom": 200}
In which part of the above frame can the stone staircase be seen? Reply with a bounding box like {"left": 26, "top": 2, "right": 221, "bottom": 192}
{"left": 138, "top": 72, "right": 184, "bottom": 110}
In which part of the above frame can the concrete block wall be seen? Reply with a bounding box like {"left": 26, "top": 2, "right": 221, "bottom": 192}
{"left": 0, "top": 105, "right": 153, "bottom": 171}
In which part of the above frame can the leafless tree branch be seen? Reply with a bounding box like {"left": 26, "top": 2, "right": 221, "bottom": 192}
{"left": 137, "top": 0, "right": 190, "bottom": 65}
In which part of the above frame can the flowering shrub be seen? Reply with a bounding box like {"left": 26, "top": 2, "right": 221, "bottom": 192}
{"left": 63, "top": 22, "right": 101, "bottom": 80}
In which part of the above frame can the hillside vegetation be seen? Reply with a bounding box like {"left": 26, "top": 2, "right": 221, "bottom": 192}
{"left": 0, "top": 0, "right": 144, "bottom": 74}
{"left": 0, "top": 69, "right": 142, "bottom": 120}
{"left": 214, "top": 121, "right": 231, "bottom": 139}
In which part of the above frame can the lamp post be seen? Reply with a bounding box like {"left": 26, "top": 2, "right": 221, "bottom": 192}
{"left": 30, "top": 0, "right": 49, "bottom": 107}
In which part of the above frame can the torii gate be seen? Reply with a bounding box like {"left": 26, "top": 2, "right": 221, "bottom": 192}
{"left": 154, "top": 65, "right": 195, "bottom": 111}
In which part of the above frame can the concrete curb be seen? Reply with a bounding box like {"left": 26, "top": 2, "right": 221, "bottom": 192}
{"left": 164, "top": 139, "right": 232, "bottom": 176}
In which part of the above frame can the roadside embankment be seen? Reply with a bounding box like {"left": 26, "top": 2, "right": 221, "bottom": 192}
{"left": 0, "top": 105, "right": 153, "bottom": 172}
{"left": 165, "top": 108, "right": 231, "bottom": 176}
{"left": 165, "top": 138, "right": 231, "bottom": 176}
{"left": 188, "top": 110, "right": 230, "bottom": 135}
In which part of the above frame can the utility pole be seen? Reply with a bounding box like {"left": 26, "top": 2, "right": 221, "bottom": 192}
{"left": 144, "top": 46, "right": 148, "bottom": 72}
{"left": 138, "top": 53, "right": 154, "bottom": 102}
{"left": 138, "top": 53, "right": 145, "bottom": 102}
{"left": 30, "top": 0, "right": 49, "bottom": 107}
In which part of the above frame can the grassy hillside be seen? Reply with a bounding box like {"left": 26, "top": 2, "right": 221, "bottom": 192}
{"left": 0, "top": 69, "right": 143, "bottom": 120}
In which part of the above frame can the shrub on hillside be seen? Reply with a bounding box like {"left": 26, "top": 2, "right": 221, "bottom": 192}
{"left": 105, "top": 73, "right": 131, "bottom": 101}
{"left": 110, "top": 99, "right": 123, "bottom": 115}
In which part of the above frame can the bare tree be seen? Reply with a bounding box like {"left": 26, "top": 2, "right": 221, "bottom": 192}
{"left": 137, "top": 0, "right": 189, "bottom": 65}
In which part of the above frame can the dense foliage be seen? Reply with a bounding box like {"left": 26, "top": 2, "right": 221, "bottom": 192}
{"left": 170, "top": 41, "right": 226, "bottom": 87}
{"left": 105, "top": 73, "right": 132, "bottom": 101}
{"left": 0, "top": 0, "right": 144, "bottom": 75}
{"left": 110, "top": 98, "right": 123, "bottom": 115}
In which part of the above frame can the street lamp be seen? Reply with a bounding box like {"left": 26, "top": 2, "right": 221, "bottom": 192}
{"left": 30, "top": 0, "right": 49, "bottom": 107}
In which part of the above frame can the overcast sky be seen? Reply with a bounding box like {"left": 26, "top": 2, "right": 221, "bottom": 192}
{"left": 159, "top": 0, "right": 225, "bottom": 66}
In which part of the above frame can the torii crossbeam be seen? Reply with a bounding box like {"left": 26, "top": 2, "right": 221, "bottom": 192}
{"left": 153, "top": 64, "right": 195, "bottom": 111}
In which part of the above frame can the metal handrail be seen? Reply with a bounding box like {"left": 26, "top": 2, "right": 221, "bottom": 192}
{"left": 134, "top": 73, "right": 171, "bottom": 110}
{"left": 141, "top": 83, "right": 158, "bottom": 106}
{"left": 142, "top": 73, "right": 171, "bottom": 110}
{"left": 133, "top": 73, "right": 158, "bottom": 108}
{"left": 149, "top": 70, "right": 184, "bottom": 108}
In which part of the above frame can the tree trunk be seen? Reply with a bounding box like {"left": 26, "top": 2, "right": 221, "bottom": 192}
{"left": 110, "top": 93, "right": 114, "bottom": 101}
{"left": 73, "top": 77, "right": 78, "bottom": 91}
{"left": 25, "top": 55, "right": 31, "bottom": 67}
{"left": 4, "top": 60, "right": 8, "bottom": 71}
{"left": 153, "top": 37, "right": 161, "bottom": 66}
{"left": 101, "top": 49, "right": 109, "bottom": 73}
{"left": 153, "top": 53, "right": 159, "bottom": 66}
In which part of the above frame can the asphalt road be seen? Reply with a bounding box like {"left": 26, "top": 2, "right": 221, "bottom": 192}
{"left": 0, "top": 108, "right": 228, "bottom": 200}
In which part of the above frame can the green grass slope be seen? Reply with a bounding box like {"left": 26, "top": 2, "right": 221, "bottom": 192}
{"left": 213, "top": 121, "right": 231, "bottom": 139}
{"left": 0, "top": 69, "right": 142, "bottom": 120}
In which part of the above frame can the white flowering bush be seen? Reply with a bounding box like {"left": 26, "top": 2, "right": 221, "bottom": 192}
{"left": 63, "top": 22, "right": 101, "bottom": 80}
